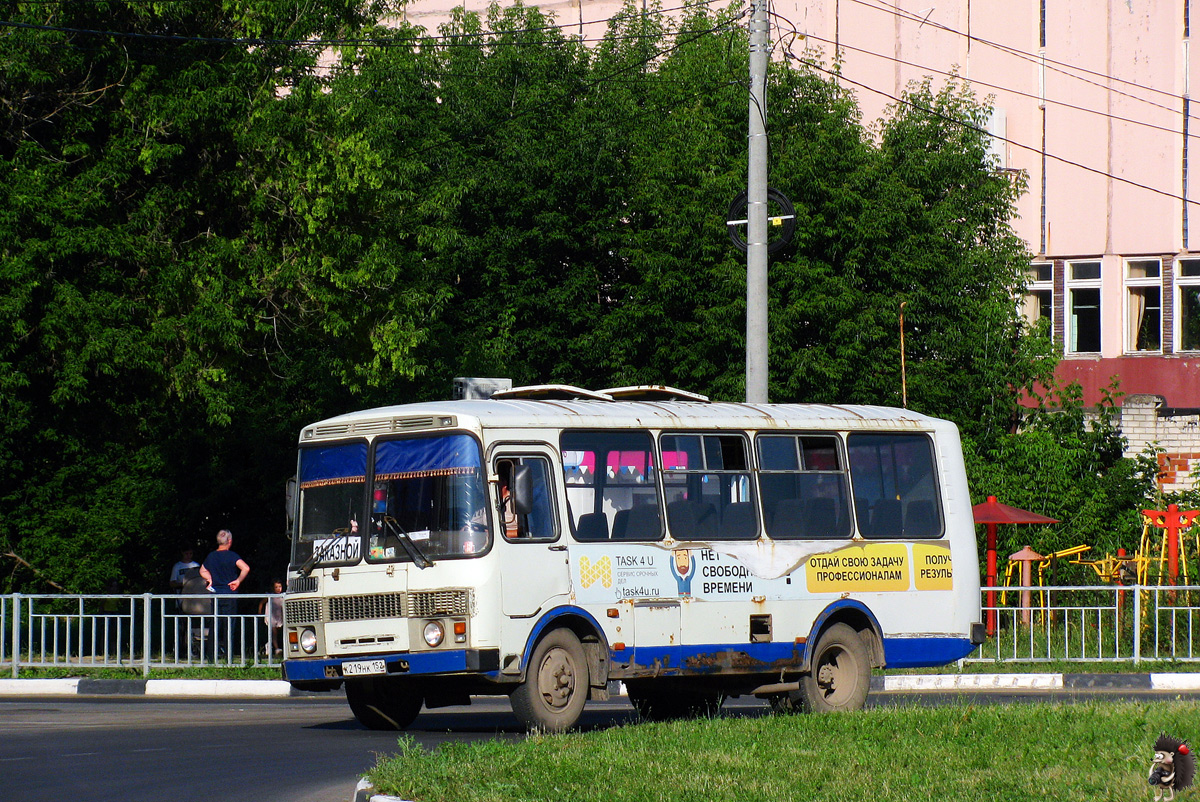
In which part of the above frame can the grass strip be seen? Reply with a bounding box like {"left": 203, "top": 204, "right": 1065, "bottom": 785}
{"left": 8, "top": 665, "right": 281, "bottom": 680}
{"left": 370, "top": 700, "right": 1200, "bottom": 801}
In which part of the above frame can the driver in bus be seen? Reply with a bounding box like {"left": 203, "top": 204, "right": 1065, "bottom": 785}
{"left": 497, "top": 460, "right": 520, "bottom": 540}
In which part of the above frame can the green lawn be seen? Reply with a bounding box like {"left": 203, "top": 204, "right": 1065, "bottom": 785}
{"left": 369, "top": 701, "right": 1197, "bottom": 801}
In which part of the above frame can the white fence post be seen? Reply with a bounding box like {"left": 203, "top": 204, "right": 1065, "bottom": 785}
{"left": 1133, "top": 585, "right": 1142, "bottom": 664}
{"left": 12, "top": 593, "right": 20, "bottom": 678}
{"left": 142, "top": 593, "right": 152, "bottom": 678}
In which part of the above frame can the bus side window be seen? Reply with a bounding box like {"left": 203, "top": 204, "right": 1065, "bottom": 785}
{"left": 846, "top": 433, "right": 943, "bottom": 539}
{"left": 497, "top": 457, "right": 558, "bottom": 541}
{"left": 757, "top": 434, "right": 852, "bottom": 540}
{"left": 561, "top": 430, "right": 662, "bottom": 541}
{"left": 661, "top": 433, "right": 756, "bottom": 541}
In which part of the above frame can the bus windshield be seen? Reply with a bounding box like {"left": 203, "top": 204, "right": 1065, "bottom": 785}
{"left": 368, "top": 433, "right": 489, "bottom": 561}
{"left": 294, "top": 441, "right": 368, "bottom": 567}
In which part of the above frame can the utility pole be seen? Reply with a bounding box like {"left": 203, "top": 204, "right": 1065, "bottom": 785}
{"left": 745, "top": 0, "right": 770, "bottom": 403}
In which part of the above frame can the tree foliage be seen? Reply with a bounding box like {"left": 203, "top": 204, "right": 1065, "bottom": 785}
{"left": 963, "top": 382, "right": 1159, "bottom": 575}
{"left": 0, "top": 0, "right": 1071, "bottom": 592}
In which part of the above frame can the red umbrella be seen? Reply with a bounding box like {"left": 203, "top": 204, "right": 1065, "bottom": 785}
{"left": 973, "top": 496, "right": 1059, "bottom": 526}
{"left": 973, "top": 496, "right": 1059, "bottom": 636}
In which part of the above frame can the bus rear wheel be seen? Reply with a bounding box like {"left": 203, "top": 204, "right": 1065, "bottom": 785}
{"left": 345, "top": 677, "right": 423, "bottom": 730}
{"left": 511, "top": 628, "right": 589, "bottom": 732}
{"left": 790, "top": 623, "right": 871, "bottom": 713}
{"left": 626, "top": 680, "right": 725, "bottom": 721}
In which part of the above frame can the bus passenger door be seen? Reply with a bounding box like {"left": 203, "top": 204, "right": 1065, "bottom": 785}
{"left": 493, "top": 449, "right": 571, "bottom": 617}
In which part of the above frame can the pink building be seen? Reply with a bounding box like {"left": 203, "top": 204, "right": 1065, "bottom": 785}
{"left": 399, "top": 0, "right": 1199, "bottom": 480}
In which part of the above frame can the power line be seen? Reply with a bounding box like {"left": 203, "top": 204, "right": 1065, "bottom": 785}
{"left": 784, "top": 23, "right": 1199, "bottom": 143}
{"left": 786, "top": 46, "right": 1200, "bottom": 209}
{"left": 841, "top": 0, "right": 1197, "bottom": 120}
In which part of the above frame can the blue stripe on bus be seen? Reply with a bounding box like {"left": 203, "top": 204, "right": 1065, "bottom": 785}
{"left": 610, "top": 636, "right": 975, "bottom": 675}
{"left": 283, "top": 649, "right": 480, "bottom": 682}
{"left": 283, "top": 636, "right": 977, "bottom": 684}
{"left": 615, "top": 641, "right": 805, "bottom": 674}
{"left": 881, "top": 636, "right": 977, "bottom": 667}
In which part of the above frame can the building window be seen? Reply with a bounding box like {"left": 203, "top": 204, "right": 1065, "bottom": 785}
{"left": 1067, "top": 260, "right": 1102, "bottom": 353}
{"left": 1179, "top": 258, "right": 1200, "bottom": 352}
{"left": 1023, "top": 262, "right": 1053, "bottom": 331}
{"left": 1126, "top": 259, "right": 1162, "bottom": 352}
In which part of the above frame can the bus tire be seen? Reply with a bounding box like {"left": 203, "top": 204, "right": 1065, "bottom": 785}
{"left": 345, "top": 677, "right": 423, "bottom": 730}
{"left": 626, "top": 680, "right": 725, "bottom": 721}
{"left": 511, "top": 628, "right": 588, "bottom": 732}
{"left": 794, "top": 623, "right": 871, "bottom": 713}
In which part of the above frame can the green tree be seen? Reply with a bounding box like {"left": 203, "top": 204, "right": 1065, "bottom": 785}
{"left": 0, "top": 0, "right": 1082, "bottom": 592}
{"left": 0, "top": 0, "right": 431, "bottom": 592}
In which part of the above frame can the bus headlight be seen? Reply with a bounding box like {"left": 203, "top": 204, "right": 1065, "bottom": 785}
{"left": 300, "top": 628, "right": 318, "bottom": 654}
{"left": 422, "top": 620, "right": 445, "bottom": 648}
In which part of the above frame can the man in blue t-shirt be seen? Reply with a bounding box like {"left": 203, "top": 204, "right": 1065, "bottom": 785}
{"left": 200, "top": 529, "right": 250, "bottom": 659}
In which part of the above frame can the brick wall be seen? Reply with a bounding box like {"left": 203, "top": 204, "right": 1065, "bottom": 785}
{"left": 1120, "top": 394, "right": 1200, "bottom": 492}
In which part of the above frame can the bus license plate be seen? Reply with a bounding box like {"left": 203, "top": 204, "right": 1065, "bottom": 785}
{"left": 342, "top": 659, "right": 386, "bottom": 677}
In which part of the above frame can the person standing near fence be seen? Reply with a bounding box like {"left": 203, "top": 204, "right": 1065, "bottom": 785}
{"left": 200, "top": 529, "right": 250, "bottom": 659}
{"left": 169, "top": 547, "right": 199, "bottom": 595}
{"left": 168, "top": 545, "right": 201, "bottom": 657}
{"left": 260, "top": 579, "right": 284, "bottom": 657}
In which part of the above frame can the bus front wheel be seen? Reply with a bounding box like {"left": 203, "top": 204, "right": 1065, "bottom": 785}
{"left": 345, "top": 677, "right": 423, "bottom": 730}
{"left": 511, "top": 628, "right": 589, "bottom": 732}
{"left": 792, "top": 623, "right": 871, "bottom": 713}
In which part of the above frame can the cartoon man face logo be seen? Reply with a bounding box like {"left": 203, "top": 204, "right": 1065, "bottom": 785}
{"left": 670, "top": 549, "right": 696, "bottom": 597}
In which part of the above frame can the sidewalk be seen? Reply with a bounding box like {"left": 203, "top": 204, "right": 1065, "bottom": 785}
{"left": 3, "top": 673, "right": 1200, "bottom": 697}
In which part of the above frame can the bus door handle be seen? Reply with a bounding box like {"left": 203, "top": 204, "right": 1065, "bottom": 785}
{"left": 548, "top": 545, "right": 568, "bottom": 552}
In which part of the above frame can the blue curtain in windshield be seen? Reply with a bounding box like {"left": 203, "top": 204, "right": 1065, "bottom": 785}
{"left": 299, "top": 443, "right": 368, "bottom": 488}
{"left": 374, "top": 435, "right": 482, "bottom": 479}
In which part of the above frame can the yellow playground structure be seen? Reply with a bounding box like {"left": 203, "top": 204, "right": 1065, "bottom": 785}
{"left": 1002, "top": 506, "right": 1200, "bottom": 596}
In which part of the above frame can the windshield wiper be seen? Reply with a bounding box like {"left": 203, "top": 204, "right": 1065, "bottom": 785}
{"left": 381, "top": 516, "right": 434, "bottom": 569}
{"left": 298, "top": 526, "right": 356, "bottom": 577}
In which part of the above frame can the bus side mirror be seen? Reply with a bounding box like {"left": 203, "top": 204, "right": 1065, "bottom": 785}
{"left": 511, "top": 464, "right": 534, "bottom": 516}
{"left": 285, "top": 477, "right": 297, "bottom": 537}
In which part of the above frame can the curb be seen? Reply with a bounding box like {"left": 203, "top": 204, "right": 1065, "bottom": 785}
{"left": 872, "top": 673, "right": 1200, "bottom": 691}
{"left": 0, "top": 678, "right": 344, "bottom": 698}
{"left": 874, "top": 673, "right": 1063, "bottom": 691}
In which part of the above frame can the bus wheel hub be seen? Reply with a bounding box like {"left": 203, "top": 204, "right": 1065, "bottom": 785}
{"left": 542, "top": 654, "right": 575, "bottom": 707}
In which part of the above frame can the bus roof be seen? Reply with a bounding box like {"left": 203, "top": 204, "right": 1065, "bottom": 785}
{"left": 299, "top": 398, "right": 955, "bottom": 442}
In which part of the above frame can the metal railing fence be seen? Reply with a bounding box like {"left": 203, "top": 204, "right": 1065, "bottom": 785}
{"left": 6, "top": 585, "right": 1200, "bottom": 677}
{"left": 1, "top": 593, "right": 283, "bottom": 677}
{"left": 972, "top": 583, "right": 1200, "bottom": 663}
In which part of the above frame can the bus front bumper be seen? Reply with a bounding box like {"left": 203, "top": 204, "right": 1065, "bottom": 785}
{"left": 283, "top": 648, "right": 500, "bottom": 686}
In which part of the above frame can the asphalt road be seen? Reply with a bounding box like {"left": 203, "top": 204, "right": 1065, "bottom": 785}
{"left": 5, "top": 690, "right": 1200, "bottom": 802}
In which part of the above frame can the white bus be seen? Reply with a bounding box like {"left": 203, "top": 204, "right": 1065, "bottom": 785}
{"left": 282, "top": 385, "right": 983, "bottom": 731}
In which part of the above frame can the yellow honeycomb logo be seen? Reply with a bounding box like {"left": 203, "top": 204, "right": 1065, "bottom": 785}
{"left": 579, "top": 556, "right": 613, "bottom": 589}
